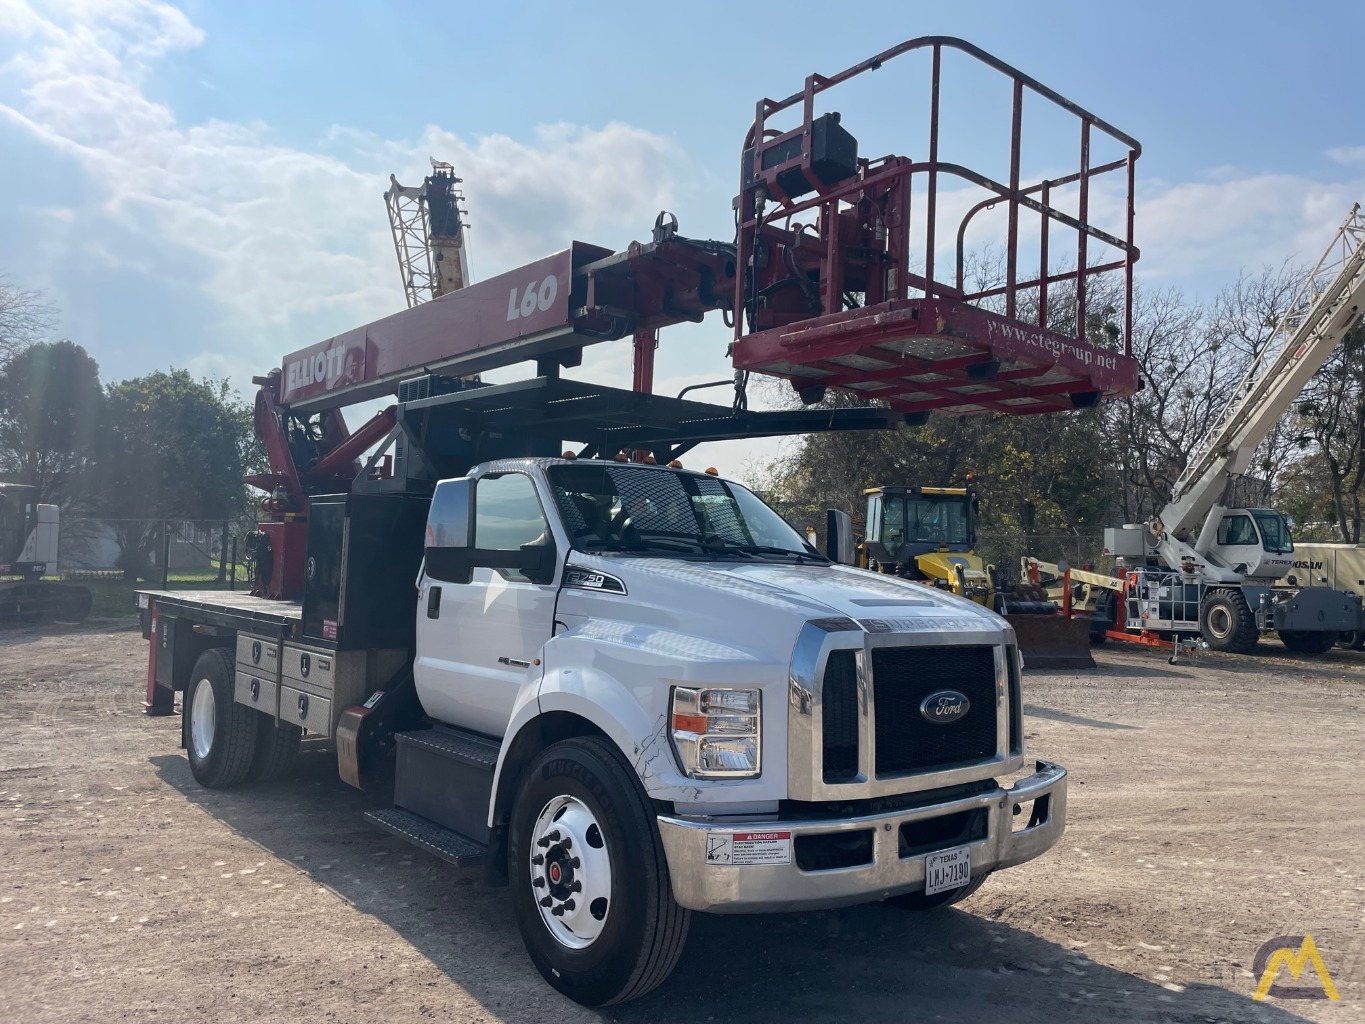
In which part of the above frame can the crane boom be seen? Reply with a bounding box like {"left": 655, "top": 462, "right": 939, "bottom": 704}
{"left": 384, "top": 160, "right": 471, "bottom": 308}
{"left": 1154, "top": 204, "right": 1365, "bottom": 549}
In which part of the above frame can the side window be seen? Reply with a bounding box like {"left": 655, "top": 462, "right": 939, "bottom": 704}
{"left": 476, "top": 474, "right": 550, "bottom": 581}
{"left": 1217, "top": 515, "right": 1256, "bottom": 546}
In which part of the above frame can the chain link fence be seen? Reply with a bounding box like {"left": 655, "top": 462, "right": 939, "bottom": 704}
{"left": 766, "top": 500, "right": 1107, "bottom": 582}
{"left": 59, "top": 518, "right": 250, "bottom": 587}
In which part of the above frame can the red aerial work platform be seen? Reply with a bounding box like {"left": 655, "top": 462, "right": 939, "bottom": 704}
{"left": 730, "top": 36, "right": 1141, "bottom": 417}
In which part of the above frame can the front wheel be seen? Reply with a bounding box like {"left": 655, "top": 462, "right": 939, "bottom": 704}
{"left": 1199, "top": 590, "right": 1258, "bottom": 653}
{"left": 509, "top": 736, "right": 690, "bottom": 1006}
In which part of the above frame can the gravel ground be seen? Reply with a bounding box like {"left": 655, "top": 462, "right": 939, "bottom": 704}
{"left": 1, "top": 621, "right": 1362, "bottom": 1023}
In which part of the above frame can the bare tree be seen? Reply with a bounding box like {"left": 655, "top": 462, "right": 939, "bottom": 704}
{"left": 0, "top": 278, "right": 56, "bottom": 366}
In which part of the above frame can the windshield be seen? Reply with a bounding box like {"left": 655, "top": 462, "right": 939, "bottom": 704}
{"left": 1252, "top": 510, "right": 1294, "bottom": 554}
{"left": 548, "top": 464, "right": 819, "bottom": 558}
{"left": 883, "top": 496, "right": 971, "bottom": 546}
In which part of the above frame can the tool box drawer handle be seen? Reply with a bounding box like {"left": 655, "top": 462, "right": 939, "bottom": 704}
{"left": 297, "top": 693, "right": 309, "bottom": 719}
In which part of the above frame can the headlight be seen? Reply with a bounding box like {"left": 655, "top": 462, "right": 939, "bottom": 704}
{"left": 670, "top": 687, "right": 761, "bottom": 778}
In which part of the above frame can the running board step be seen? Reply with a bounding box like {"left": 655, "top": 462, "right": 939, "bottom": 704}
{"left": 393, "top": 726, "right": 498, "bottom": 843}
{"left": 365, "top": 807, "right": 488, "bottom": 869}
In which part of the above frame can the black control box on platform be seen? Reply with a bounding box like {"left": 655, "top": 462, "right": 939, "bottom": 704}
{"left": 302, "top": 493, "right": 430, "bottom": 650}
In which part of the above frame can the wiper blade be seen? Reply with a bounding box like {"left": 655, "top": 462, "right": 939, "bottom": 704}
{"left": 726, "top": 544, "right": 828, "bottom": 563}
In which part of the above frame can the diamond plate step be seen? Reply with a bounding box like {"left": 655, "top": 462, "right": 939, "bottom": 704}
{"left": 395, "top": 727, "right": 500, "bottom": 768}
{"left": 365, "top": 807, "right": 488, "bottom": 869}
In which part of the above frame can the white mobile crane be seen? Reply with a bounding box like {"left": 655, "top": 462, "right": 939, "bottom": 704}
{"left": 1107, "top": 204, "right": 1365, "bottom": 653}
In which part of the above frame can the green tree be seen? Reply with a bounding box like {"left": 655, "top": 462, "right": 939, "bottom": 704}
{"left": 0, "top": 340, "right": 104, "bottom": 504}
{"left": 95, "top": 370, "right": 255, "bottom": 579}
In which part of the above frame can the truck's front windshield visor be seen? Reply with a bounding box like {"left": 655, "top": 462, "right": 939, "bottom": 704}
{"left": 548, "top": 464, "right": 817, "bottom": 556}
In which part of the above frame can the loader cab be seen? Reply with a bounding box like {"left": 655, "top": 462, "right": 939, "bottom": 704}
{"left": 1208, "top": 507, "right": 1295, "bottom": 580}
{"left": 864, "top": 485, "right": 977, "bottom": 570}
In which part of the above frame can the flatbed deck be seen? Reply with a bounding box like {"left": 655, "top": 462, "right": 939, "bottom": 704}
{"left": 138, "top": 589, "right": 302, "bottom": 634}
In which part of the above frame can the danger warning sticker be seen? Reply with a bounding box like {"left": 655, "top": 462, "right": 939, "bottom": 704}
{"left": 704, "top": 830, "right": 792, "bottom": 866}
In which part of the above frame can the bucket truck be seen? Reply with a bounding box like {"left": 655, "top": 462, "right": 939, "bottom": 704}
{"left": 1106, "top": 205, "right": 1365, "bottom": 654}
{"left": 130, "top": 38, "right": 1144, "bottom": 1005}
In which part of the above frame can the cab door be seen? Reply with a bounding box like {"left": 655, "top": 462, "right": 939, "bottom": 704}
{"left": 415, "top": 472, "right": 561, "bottom": 737}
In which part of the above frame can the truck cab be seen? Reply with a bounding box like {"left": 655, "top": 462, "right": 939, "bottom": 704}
{"left": 404, "top": 458, "right": 1065, "bottom": 999}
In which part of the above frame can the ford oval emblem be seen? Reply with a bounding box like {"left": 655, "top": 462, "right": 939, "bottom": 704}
{"left": 920, "top": 689, "right": 970, "bottom": 724}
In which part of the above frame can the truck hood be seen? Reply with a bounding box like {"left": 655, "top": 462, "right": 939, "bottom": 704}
{"left": 555, "top": 554, "right": 1007, "bottom": 670}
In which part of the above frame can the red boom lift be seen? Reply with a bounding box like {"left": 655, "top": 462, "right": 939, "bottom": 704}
{"left": 235, "top": 36, "right": 1141, "bottom": 604}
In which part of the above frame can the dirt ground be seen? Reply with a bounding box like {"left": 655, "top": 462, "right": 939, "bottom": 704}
{"left": 1, "top": 621, "right": 1362, "bottom": 1024}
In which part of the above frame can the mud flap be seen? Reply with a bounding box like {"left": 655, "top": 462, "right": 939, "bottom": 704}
{"left": 1005, "top": 612, "right": 1096, "bottom": 670}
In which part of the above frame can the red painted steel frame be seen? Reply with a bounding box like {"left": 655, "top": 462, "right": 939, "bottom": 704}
{"left": 732, "top": 36, "right": 1142, "bottom": 416}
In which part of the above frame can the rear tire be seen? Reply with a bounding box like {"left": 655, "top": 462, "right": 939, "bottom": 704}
{"left": 250, "top": 717, "right": 301, "bottom": 782}
{"left": 886, "top": 871, "right": 990, "bottom": 911}
{"left": 1337, "top": 630, "right": 1365, "bottom": 650}
{"left": 1199, "top": 590, "right": 1258, "bottom": 653}
{"left": 184, "top": 648, "right": 259, "bottom": 788}
{"left": 509, "top": 736, "right": 690, "bottom": 1006}
{"left": 1278, "top": 629, "right": 1338, "bottom": 655}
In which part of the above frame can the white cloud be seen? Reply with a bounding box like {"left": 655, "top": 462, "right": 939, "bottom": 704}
{"left": 1326, "top": 146, "right": 1365, "bottom": 166}
{"left": 1135, "top": 172, "right": 1365, "bottom": 283}
{"left": 0, "top": 0, "right": 687, "bottom": 392}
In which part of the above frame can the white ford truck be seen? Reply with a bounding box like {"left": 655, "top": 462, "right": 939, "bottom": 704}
{"left": 139, "top": 456, "right": 1066, "bottom": 1005}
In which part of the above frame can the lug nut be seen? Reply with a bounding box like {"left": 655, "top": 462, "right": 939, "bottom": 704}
{"left": 569, "top": 857, "right": 580, "bottom": 869}
{"left": 568, "top": 881, "right": 582, "bottom": 894}
{"left": 539, "top": 895, "right": 552, "bottom": 907}
{"left": 533, "top": 877, "right": 545, "bottom": 888}
{"left": 561, "top": 837, "right": 572, "bottom": 850}
{"left": 531, "top": 854, "right": 544, "bottom": 865}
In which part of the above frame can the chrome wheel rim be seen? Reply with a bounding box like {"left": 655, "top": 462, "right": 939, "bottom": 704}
{"left": 529, "top": 794, "right": 612, "bottom": 949}
{"left": 190, "top": 678, "right": 216, "bottom": 760}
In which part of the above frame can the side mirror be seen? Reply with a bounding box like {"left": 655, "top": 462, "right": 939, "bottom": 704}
{"left": 519, "top": 537, "right": 558, "bottom": 586}
{"left": 425, "top": 477, "right": 475, "bottom": 583}
{"left": 826, "top": 508, "right": 855, "bottom": 565}
{"left": 426, "top": 477, "right": 473, "bottom": 548}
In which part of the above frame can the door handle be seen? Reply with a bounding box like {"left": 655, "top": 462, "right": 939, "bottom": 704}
{"left": 427, "top": 586, "right": 442, "bottom": 619}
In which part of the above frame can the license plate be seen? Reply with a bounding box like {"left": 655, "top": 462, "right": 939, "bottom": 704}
{"left": 924, "top": 845, "right": 971, "bottom": 896}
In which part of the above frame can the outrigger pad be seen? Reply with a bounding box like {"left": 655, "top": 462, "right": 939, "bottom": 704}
{"left": 732, "top": 298, "right": 1140, "bottom": 417}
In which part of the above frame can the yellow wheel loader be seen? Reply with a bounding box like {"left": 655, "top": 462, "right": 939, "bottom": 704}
{"left": 859, "top": 484, "right": 1094, "bottom": 669}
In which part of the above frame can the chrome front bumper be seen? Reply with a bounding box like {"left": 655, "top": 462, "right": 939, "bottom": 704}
{"left": 657, "top": 760, "right": 1066, "bottom": 913}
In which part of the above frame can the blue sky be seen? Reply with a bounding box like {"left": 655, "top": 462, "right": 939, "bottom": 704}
{"left": 1, "top": 0, "right": 1363, "bottom": 478}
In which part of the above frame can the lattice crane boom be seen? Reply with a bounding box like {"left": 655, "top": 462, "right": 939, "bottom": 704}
{"left": 383, "top": 159, "right": 471, "bottom": 308}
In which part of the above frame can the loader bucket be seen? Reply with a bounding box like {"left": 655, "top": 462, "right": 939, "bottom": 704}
{"left": 1005, "top": 612, "right": 1095, "bottom": 671}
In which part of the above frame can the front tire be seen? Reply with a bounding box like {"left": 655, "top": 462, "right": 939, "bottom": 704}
{"left": 184, "top": 648, "right": 259, "bottom": 788}
{"left": 509, "top": 736, "right": 690, "bottom": 1006}
{"left": 1199, "top": 590, "right": 1258, "bottom": 653}
{"left": 1278, "top": 629, "right": 1338, "bottom": 655}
